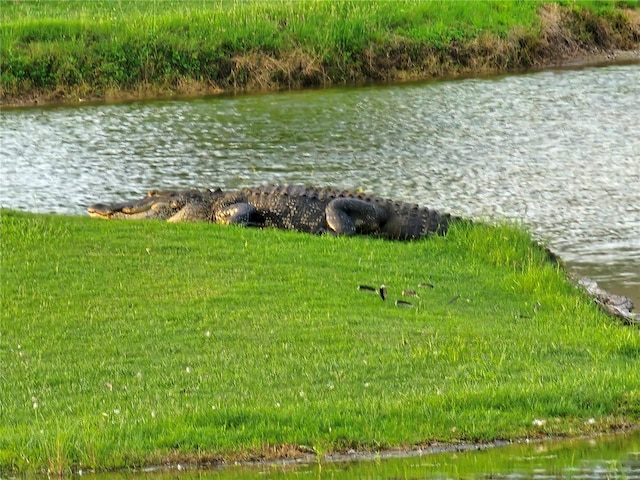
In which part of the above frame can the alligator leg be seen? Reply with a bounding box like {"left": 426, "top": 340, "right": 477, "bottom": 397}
{"left": 325, "top": 198, "right": 388, "bottom": 235}
{"left": 167, "top": 202, "right": 212, "bottom": 222}
{"left": 215, "top": 202, "right": 262, "bottom": 227}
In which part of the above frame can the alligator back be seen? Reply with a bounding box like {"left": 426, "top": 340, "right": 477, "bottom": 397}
{"left": 238, "top": 185, "right": 353, "bottom": 234}
{"left": 225, "top": 184, "right": 454, "bottom": 239}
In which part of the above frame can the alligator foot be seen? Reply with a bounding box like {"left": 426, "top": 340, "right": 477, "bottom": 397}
{"left": 325, "top": 198, "right": 388, "bottom": 235}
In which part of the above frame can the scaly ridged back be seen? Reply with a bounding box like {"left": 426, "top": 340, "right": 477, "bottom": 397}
{"left": 217, "top": 184, "right": 454, "bottom": 239}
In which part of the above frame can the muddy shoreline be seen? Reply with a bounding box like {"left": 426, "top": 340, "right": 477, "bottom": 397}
{"left": 2, "top": 48, "right": 639, "bottom": 110}
{"left": 70, "top": 426, "right": 640, "bottom": 477}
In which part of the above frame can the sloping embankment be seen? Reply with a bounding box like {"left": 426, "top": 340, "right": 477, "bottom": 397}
{"left": 1, "top": 4, "right": 639, "bottom": 107}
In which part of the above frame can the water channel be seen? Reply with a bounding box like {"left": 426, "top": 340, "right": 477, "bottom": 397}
{"left": 1, "top": 63, "right": 639, "bottom": 306}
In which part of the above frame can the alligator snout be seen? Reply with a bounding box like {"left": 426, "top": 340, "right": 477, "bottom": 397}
{"left": 87, "top": 192, "right": 190, "bottom": 220}
{"left": 87, "top": 203, "right": 124, "bottom": 219}
{"left": 87, "top": 198, "right": 160, "bottom": 219}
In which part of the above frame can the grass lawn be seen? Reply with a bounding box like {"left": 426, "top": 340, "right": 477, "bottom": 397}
{"left": 1, "top": 209, "right": 638, "bottom": 475}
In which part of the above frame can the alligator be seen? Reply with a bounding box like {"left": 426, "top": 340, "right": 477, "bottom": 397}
{"left": 87, "top": 184, "right": 458, "bottom": 239}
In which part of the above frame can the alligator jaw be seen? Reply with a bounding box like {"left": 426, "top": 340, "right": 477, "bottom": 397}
{"left": 87, "top": 197, "right": 169, "bottom": 220}
{"left": 87, "top": 202, "right": 139, "bottom": 219}
{"left": 87, "top": 189, "right": 204, "bottom": 220}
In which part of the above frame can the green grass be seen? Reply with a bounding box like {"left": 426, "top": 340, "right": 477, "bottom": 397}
{"left": 1, "top": 209, "right": 639, "bottom": 475}
{"left": 1, "top": 0, "right": 638, "bottom": 103}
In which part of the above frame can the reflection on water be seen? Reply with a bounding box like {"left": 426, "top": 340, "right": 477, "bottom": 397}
{"left": 83, "top": 430, "right": 640, "bottom": 479}
{"left": 1, "top": 63, "right": 639, "bottom": 304}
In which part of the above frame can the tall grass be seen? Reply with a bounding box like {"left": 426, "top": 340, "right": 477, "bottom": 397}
{"left": 1, "top": 0, "right": 638, "bottom": 103}
{"left": 1, "top": 210, "right": 638, "bottom": 475}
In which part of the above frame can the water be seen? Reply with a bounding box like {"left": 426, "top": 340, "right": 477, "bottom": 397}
{"left": 1, "top": 63, "right": 639, "bottom": 305}
{"left": 83, "top": 430, "right": 640, "bottom": 479}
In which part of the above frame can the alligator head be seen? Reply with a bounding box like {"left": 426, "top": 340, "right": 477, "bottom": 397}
{"left": 87, "top": 189, "right": 218, "bottom": 221}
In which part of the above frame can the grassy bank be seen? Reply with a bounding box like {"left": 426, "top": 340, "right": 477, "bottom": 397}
{"left": 1, "top": 0, "right": 639, "bottom": 106}
{"left": 1, "top": 210, "right": 639, "bottom": 475}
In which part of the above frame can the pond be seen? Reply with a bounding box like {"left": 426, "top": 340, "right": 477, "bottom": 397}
{"left": 1, "top": 63, "right": 639, "bottom": 305}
